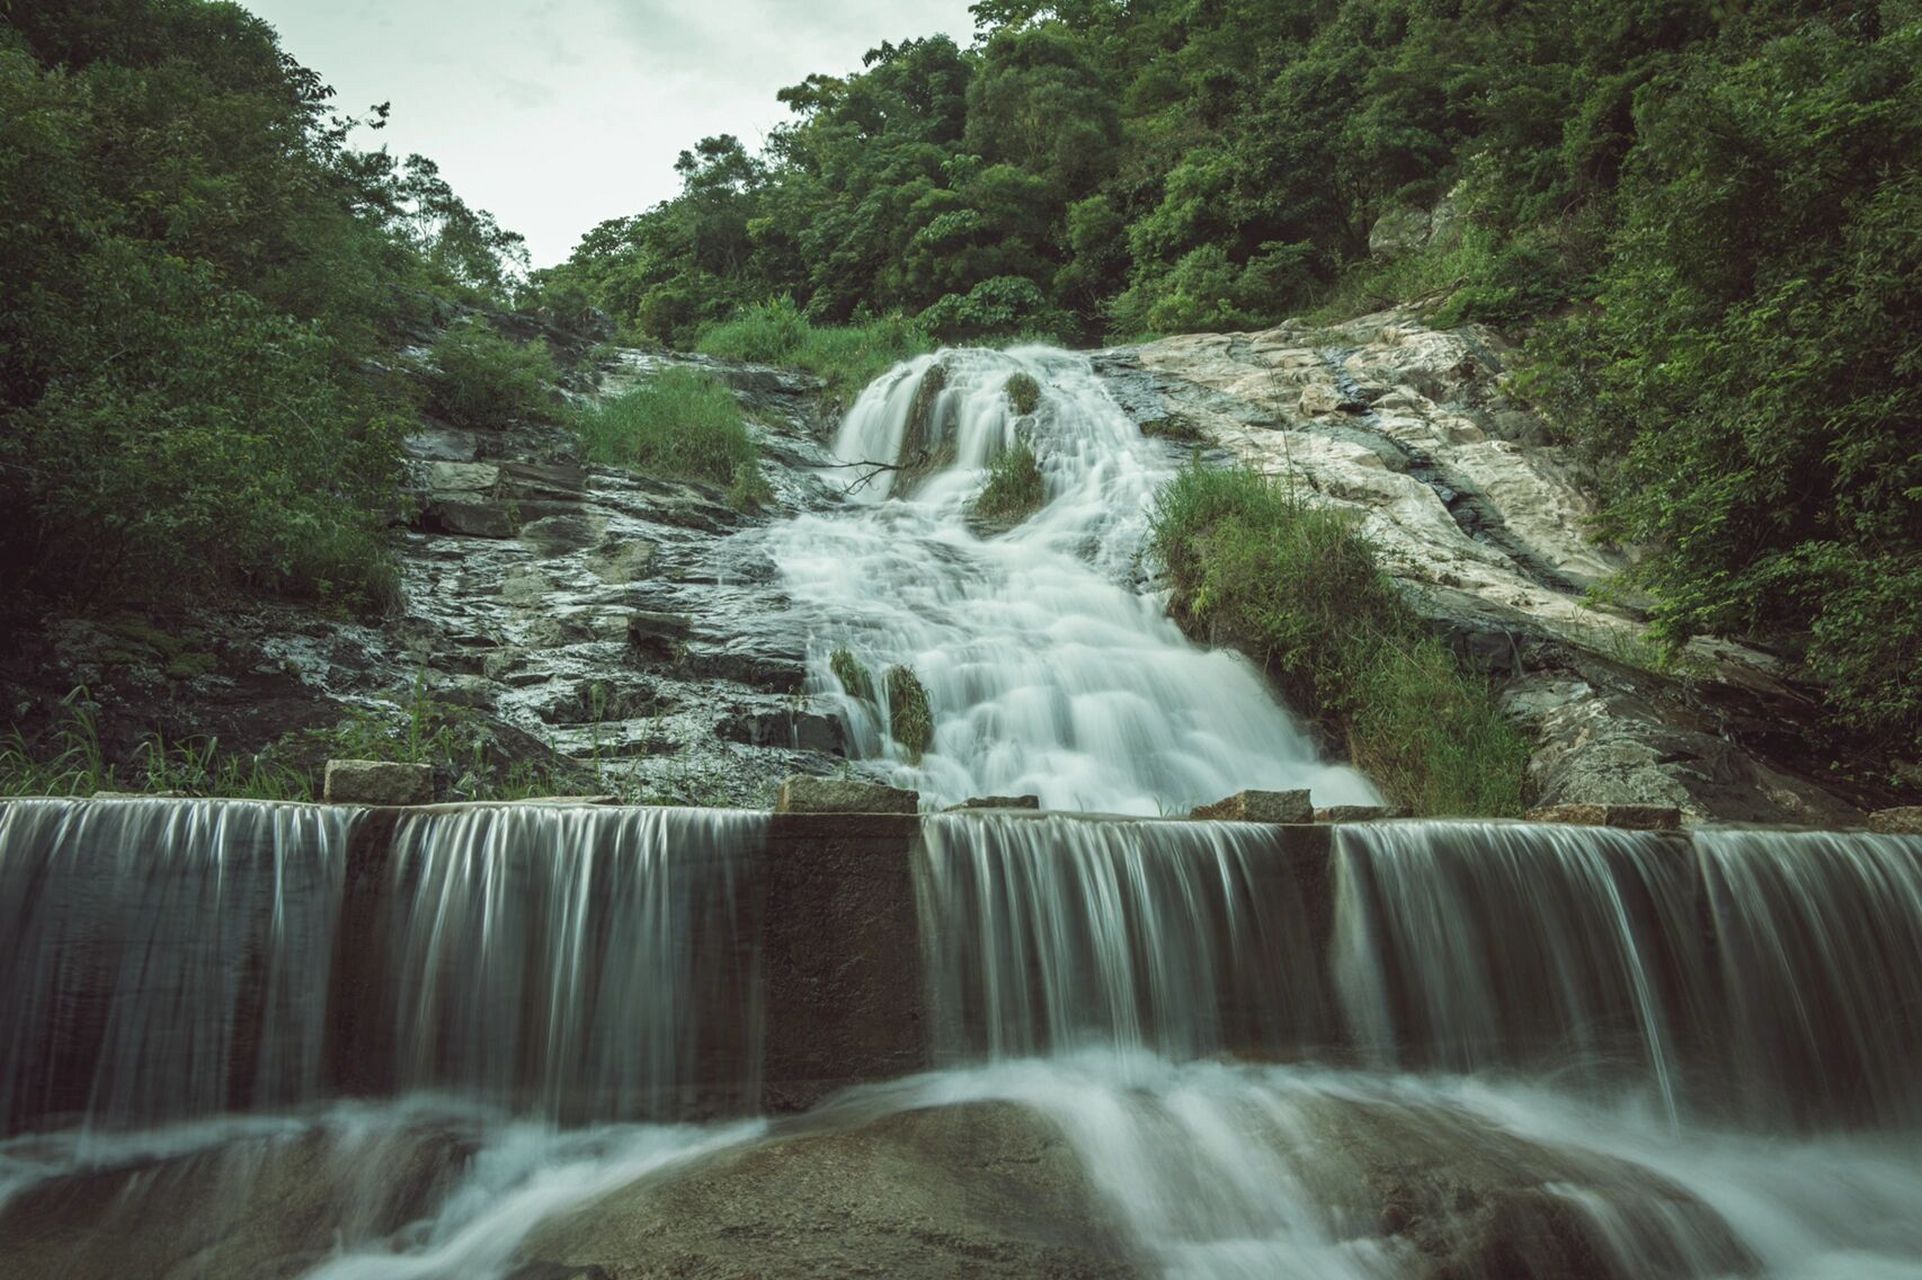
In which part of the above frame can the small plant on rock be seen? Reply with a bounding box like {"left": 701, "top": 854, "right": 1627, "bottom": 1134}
{"left": 830, "top": 647, "right": 877, "bottom": 705}
{"left": 971, "top": 441, "right": 1047, "bottom": 525}
{"left": 1005, "top": 371, "right": 1041, "bottom": 416}
{"left": 883, "top": 664, "right": 934, "bottom": 763}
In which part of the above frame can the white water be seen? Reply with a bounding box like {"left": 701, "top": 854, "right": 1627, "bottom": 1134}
{"left": 770, "top": 347, "right": 1377, "bottom": 813}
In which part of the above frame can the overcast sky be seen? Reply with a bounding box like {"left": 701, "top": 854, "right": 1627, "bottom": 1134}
{"left": 245, "top": 1, "right": 981, "bottom": 267}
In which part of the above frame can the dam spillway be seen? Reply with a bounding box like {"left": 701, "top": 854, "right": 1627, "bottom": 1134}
{"left": 4, "top": 796, "right": 1922, "bottom": 1276}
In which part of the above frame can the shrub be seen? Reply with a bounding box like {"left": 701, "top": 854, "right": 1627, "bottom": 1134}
{"left": 971, "top": 441, "right": 1046, "bottom": 524}
{"left": 424, "top": 319, "right": 557, "bottom": 430}
{"left": 919, "top": 276, "right": 1071, "bottom": 344}
{"left": 696, "top": 297, "right": 932, "bottom": 402}
{"left": 1149, "top": 464, "right": 1527, "bottom": 816}
{"left": 883, "top": 664, "right": 935, "bottom": 763}
{"left": 575, "top": 368, "right": 758, "bottom": 487}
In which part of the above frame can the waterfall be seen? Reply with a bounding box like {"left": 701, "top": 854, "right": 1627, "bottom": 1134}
{"left": 0, "top": 798, "right": 767, "bottom": 1136}
{"left": 0, "top": 797, "right": 352, "bottom": 1135}
{"left": 380, "top": 805, "right": 765, "bottom": 1120}
{"left": 917, "top": 812, "right": 1330, "bottom": 1062}
{"left": 768, "top": 347, "right": 1378, "bottom": 813}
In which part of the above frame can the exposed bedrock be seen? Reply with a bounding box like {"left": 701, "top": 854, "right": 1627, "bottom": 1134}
{"left": 1101, "top": 313, "right": 1888, "bottom": 823}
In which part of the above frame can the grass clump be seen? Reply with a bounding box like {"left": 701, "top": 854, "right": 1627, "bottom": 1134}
{"left": 1149, "top": 464, "right": 1527, "bottom": 816}
{"left": 883, "top": 664, "right": 935, "bottom": 764}
{"left": 696, "top": 297, "right": 932, "bottom": 403}
{"left": 1005, "top": 371, "right": 1041, "bottom": 416}
{"left": 576, "top": 367, "right": 759, "bottom": 491}
{"left": 0, "top": 693, "right": 312, "bottom": 800}
{"left": 830, "top": 647, "right": 877, "bottom": 704}
{"left": 971, "top": 441, "right": 1047, "bottom": 525}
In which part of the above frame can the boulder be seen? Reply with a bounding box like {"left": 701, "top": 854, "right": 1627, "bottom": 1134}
{"left": 1191, "top": 789, "right": 1313, "bottom": 823}
{"left": 1868, "top": 806, "right": 1922, "bottom": 835}
{"left": 322, "top": 759, "right": 434, "bottom": 806}
{"left": 776, "top": 776, "right": 919, "bottom": 815}
{"left": 522, "top": 1101, "right": 1138, "bottom": 1280}
{"left": 1525, "top": 803, "right": 1682, "bottom": 831}
{"left": 1368, "top": 205, "right": 1433, "bottom": 260}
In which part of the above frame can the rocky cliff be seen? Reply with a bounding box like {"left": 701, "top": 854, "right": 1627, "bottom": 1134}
{"left": 1100, "top": 312, "right": 1882, "bottom": 824}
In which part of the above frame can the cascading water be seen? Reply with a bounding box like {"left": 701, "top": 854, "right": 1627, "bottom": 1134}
{"left": 770, "top": 347, "right": 1377, "bottom": 813}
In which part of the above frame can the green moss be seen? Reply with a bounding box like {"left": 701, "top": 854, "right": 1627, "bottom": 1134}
{"left": 830, "top": 647, "right": 876, "bottom": 704}
{"left": 165, "top": 652, "right": 218, "bottom": 680}
{"left": 883, "top": 664, "right": 935, "bottom": 763}
{"left": 1005, "top": 371, "right": 1041, "bottom": 416}
{"left": 1149, "top": 463, "right": 1527, "bottom": 816}
{"left": 971, "top": 441, "right": 1047, "bottom": 525}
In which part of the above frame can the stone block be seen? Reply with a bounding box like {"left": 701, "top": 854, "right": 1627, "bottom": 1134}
{"left": 1191, "top": 789, "right": 1313, "bottom": 824}
{"left": 776, "top": 776, "right": 919, "bottom": 815}
{"left": 323, "top": 760, "right": 434, "bottom": 806}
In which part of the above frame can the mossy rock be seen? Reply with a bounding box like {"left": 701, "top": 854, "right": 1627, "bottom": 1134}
{"left": 1139, "top": 413, "right": 1202, "bottom": 442}
{"left": 895, "top": 362, "right": 955, "bottom": 491}
{"left": 970, "top": 441, "right": 1046, "bottom": 530}
{"left": 883, "top": 664, "right": 934, "bottom": 763}
{"left": 1005, "top": 371, "right": 1041, "bottom": 416}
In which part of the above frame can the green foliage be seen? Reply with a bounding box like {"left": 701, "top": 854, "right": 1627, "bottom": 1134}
{"left": 1522, "top": 16, "right": 1922, "bottom": 761}
{"left": 883, "top": 664, "right": 936, "bottom": 763}
{"left": 830, "top": 647, "right": 877, "bottom": 704}
{"left": 424, "top": 319, "right": 557, "bottom": 429}
{"left": 1150, "top": 465, "right": 1527, "bottom": 816}
{"left": 575, "top": 368, "right": 759, "bottom": 487}
{"left": 0, "top": 0, "right": 524, "bottom": 618}
{"left": 972, "top": 441, "right": 1047, "bottom": 524}
{"left": 694, "top": 297, "right": 932, "bottom": 401}
{"left": 1004, "top": 372, "right": 1042, "bottom": 416}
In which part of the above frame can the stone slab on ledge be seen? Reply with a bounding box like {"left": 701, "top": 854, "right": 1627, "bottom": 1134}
{"left": 1314, "top": 805, "right": 1409, "bottom": 823}
{"left": 944, "top": 795, "right": 1042, "bottom": 812}
{"left": 1525, "top": 803, "right": 1682, "bottom": 831}
{"left": 777, "top": 776, "right": 919, "bottom": 815}
{"left": 1191, "top": 789, "right": 1313, "bottom": 824}
{"left": 1869, "top": 807, "right": 1922, "bottom": 835}
{"left": 323, "top": 760, "right": 434, "bottom": 806}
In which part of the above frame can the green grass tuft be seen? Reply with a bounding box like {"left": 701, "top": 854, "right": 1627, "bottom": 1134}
{"left": 1004, "top": 371, "right": 1041, "bottom": 416}
{"left": 830, "top": 647, "right": 877, "bottom": 704}
{"left": 1149, "top": 464, "right": 1527, "bottom": 816}
{"left": 971, "top": 441, "right": 1046, "bottom": 525}
{"left": 696, "top": 297, "right": 932, "bottom": 403}
{"left": 883, "top": 664, "right": 935, "bottom": 764}
{"left": 576, "top": 367, "right": 759, "bottom": 487}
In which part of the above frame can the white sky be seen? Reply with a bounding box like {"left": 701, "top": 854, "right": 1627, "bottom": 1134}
{"left": 244, "top": 1, "right": 981, "bottom": 267}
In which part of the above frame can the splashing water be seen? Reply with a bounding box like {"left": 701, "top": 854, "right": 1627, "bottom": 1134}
{"left": 769, "top": 347, "right": 1378, "bottom": 813}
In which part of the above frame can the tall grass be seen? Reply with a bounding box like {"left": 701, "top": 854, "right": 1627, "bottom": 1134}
{"left": 972, "top": 441, "right": 1046, "bottom": 523}
{"left": 576, "top": 367, "right": 759, "bottom": 490}
{"left": 0, "top": 692, "right": 313, "bottom": 800}
{"left": 1149, "top": 464, "right": 1527, "bottom": 816}
{"left": 696, "top": 297, "right": 932, "bottom": 402}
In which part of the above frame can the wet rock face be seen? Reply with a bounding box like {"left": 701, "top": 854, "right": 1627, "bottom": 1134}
{"left": 1106, "top": 313, "right": 1881, "bottom": 823}
{"left": 522, "top": 1101, "right": 1142, "bottom": 1280}
{"left": 0, "top": 347, "right": 857, "bottom": 807}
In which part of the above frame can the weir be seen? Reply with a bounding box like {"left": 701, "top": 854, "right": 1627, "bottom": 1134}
{"left": 6, "top": 796, "right": 1919, "bottom": 1138}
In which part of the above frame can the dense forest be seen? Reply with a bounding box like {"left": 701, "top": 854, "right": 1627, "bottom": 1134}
{"left": 537, "top": 0, "right": 1920, "bottom": 763}
{"left": 2, "top": 0, "right": 1917, "bottom": 774}
{"left": 0, "top": 0, "right": 529, "bottom": 619}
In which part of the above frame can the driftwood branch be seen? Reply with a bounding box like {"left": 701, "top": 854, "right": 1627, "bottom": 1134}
{"left": 821, "top": 450, "right": 927, "bottom": 495}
